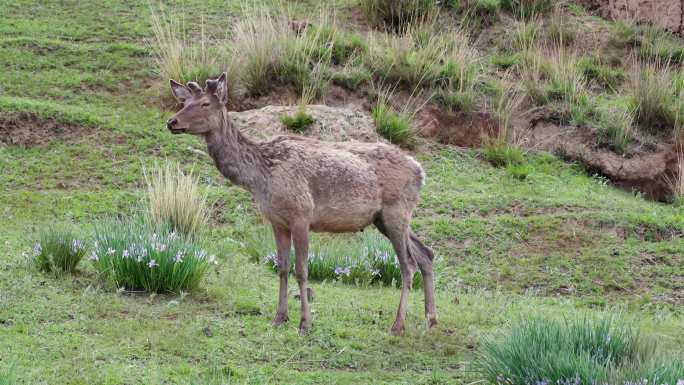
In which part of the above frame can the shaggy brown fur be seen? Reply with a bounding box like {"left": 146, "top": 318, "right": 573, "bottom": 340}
{"left": 167, "top": 73, "right": 437, "bottom": 334}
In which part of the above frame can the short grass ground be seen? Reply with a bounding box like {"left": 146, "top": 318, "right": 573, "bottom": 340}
{"left": 0, "top": 1, "right": 683, "bottom": 384}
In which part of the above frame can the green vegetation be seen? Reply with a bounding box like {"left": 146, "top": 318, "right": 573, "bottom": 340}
{"left": 371, "top": 90, "right": 416, "bottom": 148}
{"left": 92, "top": 219, "right": 213, "bottom": 293}
{"left": 360, "top": 0, "right": 438, "bottom": 30}
{"left": 32, "top": 228, "right": 87, "bottom": 273}
{"left": 502, "top": 0, "right": 554, "bottom": 19}
{"left": 280, "top": 107, "right": 315, "bottom": 133}
{"left": 2, "top": 0, "right": 684, "bottom": 383}
{"left": 477, "top": 316, "right": 684, "bottom": 385}
{"left": 249, "top": 226, "right": 422, "bottom": 288}
{"left": 632, "top": 64, "right": 679, "bottom": 133}
{"left": 578, "top": 57, "right": 625, "bottom": 90}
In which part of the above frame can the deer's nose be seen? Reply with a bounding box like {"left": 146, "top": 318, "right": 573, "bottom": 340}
{"left": 166, "top": 118, "right": 178, "bottom": 130}
{"left": 166, "top": 118, "right": 178, "bottom": 128}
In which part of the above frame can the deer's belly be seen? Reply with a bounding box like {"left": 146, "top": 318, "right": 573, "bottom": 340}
{"left": 309, "top": 204, "right": 378, "bottom": 233}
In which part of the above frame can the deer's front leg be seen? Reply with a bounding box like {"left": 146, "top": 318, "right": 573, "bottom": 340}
{"left": 291, "top": 221, "right": 312, "bottom": 333}
{"left": 272, "top": 224, "right": 291, "bottom": 327}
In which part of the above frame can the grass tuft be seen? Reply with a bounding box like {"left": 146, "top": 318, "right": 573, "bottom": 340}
{"left": 371, "top": 86, "right": 417, "bottom": 148}
{"left": 281, "top": 107, "right": 314, "bottom": 133}
{"left": 91, "top": 219, "right": 213, "bottom": 293}
{"left": 360, "top": 0, "right": 438, "bottom": 30}
{"left": 501, "top": 0, "right": 553, "bottom": 19}
{"left": 144, "top": 161, "right": 209, "bottom": 240}
{"left": 595, "top": 105, "right": 634, "bottom": 155}
{"left": 32, "top": 227, "right": 87, "bottom": 274}
{"left": 476, "top": 315, "right": 683, "bottom": 385}
{"left": 148, "top": 4, "right": 220, "bottom": 84}
{"left": 632, "top": 63, "right": 677, "bottom": 134}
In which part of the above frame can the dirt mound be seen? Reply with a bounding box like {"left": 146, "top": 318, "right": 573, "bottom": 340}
{"left": 0, "top": 112, "right": 89, "bottom": 147}
{"left": 528, "top": 121, "right": 678, "bottom": 201}
{"left": 229, "top": 104, "right": 380, "bottom": 143}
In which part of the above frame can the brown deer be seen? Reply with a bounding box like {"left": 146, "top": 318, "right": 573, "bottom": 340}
{"left": 166, "top": 73, "right": 437, "bottom": 334}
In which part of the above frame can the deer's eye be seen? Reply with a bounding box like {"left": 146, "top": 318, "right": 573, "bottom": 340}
{"left": 201, "top": 102, "right": 210, "bottom": 108}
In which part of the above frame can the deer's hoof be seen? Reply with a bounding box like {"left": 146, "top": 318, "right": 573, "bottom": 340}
{"left": 298, "top": 318, "right": 312, "bottom": 335}
{"left": 390, "top": 321, "right": 405, "bottom": 336}
{"left": 427, "top": 314, "right": 438, "bottom": 329}
{"left": 272, "top": 313, "right": 289, "bottom": 327}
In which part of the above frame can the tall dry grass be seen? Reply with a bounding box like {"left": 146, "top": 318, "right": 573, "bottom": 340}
{"left": 144, "top": 161, "right": 209, "bottom": 239}
{"left": 148, "top": 3, "right": 221, "bottom": 84}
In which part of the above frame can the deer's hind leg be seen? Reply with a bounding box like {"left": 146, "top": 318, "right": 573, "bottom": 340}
{"left": 375, "top": 207, "right": 416, "bottom": 335}
{"left": 291, "top": 220, "right": 312, "bottom": 333}
{"left": 272, "top": 224, "right": 291, "bottom": 326}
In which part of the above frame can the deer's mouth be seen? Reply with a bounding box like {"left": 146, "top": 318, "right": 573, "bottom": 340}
{"left": 169, "top": 127, "right": 186, "bottom": 134}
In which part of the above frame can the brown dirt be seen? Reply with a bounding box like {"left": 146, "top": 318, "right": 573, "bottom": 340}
{"left": 415, "top": 103, "right": 498, "bottom": 147}
{"left": 0, "top": 112, "right": 91, "bottom": 147}
{"left": 527, "top": 119, "right": 679, "bottom": 201}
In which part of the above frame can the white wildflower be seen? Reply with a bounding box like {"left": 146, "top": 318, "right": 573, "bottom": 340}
{"left": 174, "top": 251, "right": 183, "bottom": 263}
{"left": 148, "top": 259, "right": 158, "bottom": 268}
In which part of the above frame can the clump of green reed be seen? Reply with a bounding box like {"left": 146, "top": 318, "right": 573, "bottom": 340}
{"left": 476, "top": 315, "right": 683, "bottom": 385}
{"left": 631, "top": 63, "right": 678, "bottom": 134}
{"left": 144, "top": 161, "right": 209, "bottom": 240}
{"left": 360, "top": 0, "right": 438, "bottom": 30}
{"left": 91, "top": 219, "right": 214, "bottom": 293}
{"left": 371, "top": 86, "right": 419, "bottom": 148}
{"left": 577, "top": 57, "right": 625, "bottom": 91}
{"left": 32, "top": 228, "right": 87, "bottom": 273}
{"left": 595, "top": 105, "right": 635, "bottom": 155}
{"left": 281, "top": 107, "right": 314, "bottom": 133}
{"left": 483, "top": 80, "right": 527, "bottom": 168}
{"left": 501, "top": 0, "right": 553, "bottom": 20}
{"left": 367, "top": 24, "right": 480, "bottom": 94}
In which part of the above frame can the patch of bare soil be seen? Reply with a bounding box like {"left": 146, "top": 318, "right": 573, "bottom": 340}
{"left": 415, "top": 103, "right": 498, "bottom": 147}
{"left": 527, "top": 119, "right": 679, "bottom": 201}
{"left": 0, "top": 112, "right": 90, "bottom": 147}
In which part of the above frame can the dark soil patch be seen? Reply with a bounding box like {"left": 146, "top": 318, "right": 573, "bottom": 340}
{"left": 0, "top": 112, "right": 91, "bottom": 147}
{"left": 527, "top": 119, "right": 679, "bottom": 201}
{"left": 415, "top": 103, "right": 498, "bottom": 147}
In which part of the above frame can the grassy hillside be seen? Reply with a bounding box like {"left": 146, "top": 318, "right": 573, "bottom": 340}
{"left": 0, "top": 0, "right": 682, "bottom": 384}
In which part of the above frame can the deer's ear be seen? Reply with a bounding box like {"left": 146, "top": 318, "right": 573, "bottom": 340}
{"left": 170, "top": 80, "right": 192, "bottom": 103}
{"left": 206, "top": 72, "right": 228, "bottom": 105}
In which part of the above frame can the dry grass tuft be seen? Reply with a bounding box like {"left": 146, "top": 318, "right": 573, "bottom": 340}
{"left": 144, "top": 161, "right": 209, "bottom": 239}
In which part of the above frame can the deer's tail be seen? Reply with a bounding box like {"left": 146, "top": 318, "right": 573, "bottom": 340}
{"left": 408, "top": 231, "right": 434, "bottom": 264}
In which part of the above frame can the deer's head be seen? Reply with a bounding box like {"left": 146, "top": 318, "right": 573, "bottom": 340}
{"left": 167, "top": 73, "right": 228, "bottom": 135}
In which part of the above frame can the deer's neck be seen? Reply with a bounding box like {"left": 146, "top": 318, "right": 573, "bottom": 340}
{"left": 204, "top": 110, "right": 266, "bottom": 193}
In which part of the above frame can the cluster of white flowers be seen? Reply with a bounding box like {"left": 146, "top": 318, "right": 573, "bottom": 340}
{"left": 71, "top": 239, "right": 84, "bottom": 253}
{"left": 334, "top": 266, "right": 351, "bottom": 277}
{"left": 32, "top": 242, "right": 42, "bottom": 256}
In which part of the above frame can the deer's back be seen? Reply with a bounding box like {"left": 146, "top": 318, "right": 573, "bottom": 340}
{"left": 257, "top": 136, "right": 424, "bottom": 231}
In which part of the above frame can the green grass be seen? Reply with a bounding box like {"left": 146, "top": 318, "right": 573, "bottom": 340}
{"left": 371, "top": 101, "right": 415, "bottom": 148}
{"left": 482, "top": 142, "right": 525, "bottom": 167}
{"left": 32, "top": 227, "right": 87, "bottom": 273}
{"left": 477, "top": 315, "right": 684, "bottom": 385}
{"left": 280, "top": 108, "right": 315, "bottom": 133}
{"left": 359, "top": 0, "right": 438, "bottom": 30}
{"left": 249, "top": 226, "right": 423, "bottom": 288}
{"left": 501, "top": 0, "right": 553, "bottom": 19}
{"left": 1, "top": 0, "right": 684, "bottom": 383}
{"left": 91, "top": 218, "right": 213, "bottom": 293}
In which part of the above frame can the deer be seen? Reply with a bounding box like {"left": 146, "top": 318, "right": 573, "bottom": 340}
{"left": 166, "top": 73, "right": 437, "bottom": 335}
